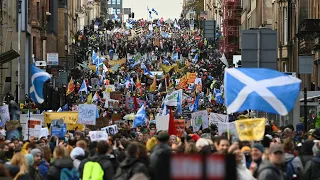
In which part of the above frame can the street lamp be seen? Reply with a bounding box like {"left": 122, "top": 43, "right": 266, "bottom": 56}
{"left": 17, "top": 0, "right": 22, "bottom": 103}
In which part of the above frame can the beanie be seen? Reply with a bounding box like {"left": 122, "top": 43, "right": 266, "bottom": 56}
{"left": 146, "top": 137, "right": 157, "bottom": 152}
{"left": 252, "top": 143, "right": 265, "bottom": 153}
{"left": 70, "top": 147, "right": 85, "bottom": 160}
{"left": 30, "top": 148, "right": 42, "bottom": 157}
{"left": 25, "top": 154, "right": 34, "bottom": 166}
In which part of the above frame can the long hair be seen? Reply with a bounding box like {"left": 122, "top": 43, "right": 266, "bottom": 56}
{"left": 11, "top": 152, "right": 29, "bottom": 180}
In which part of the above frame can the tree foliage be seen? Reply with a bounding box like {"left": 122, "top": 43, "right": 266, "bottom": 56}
{"left": 185, "top": 0, "right": 205, "bottom": 14}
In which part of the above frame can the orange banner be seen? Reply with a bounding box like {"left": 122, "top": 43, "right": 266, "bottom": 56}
{"left": 175, "top": 119, "right": 186, "bottom": 137}
{"left": 187, "top": 73, "right": 197, "bottom": 84}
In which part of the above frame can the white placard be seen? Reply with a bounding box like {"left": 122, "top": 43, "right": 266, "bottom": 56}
{"left": 89, "top": 131, "right": 108, "bottom": 142}
{"left": 47, "top": 53, "right": 59, "bottom": 65}
{"left": 22, "top": 120, "right": 42, "bottom": 140}
{"left": 40, "top": 128, "right": 49, "bottom": 138}
{"left": 0, "top": 105, "right": 10, "bottom": 126}
{"left": 217, "top": 122, "right": 238, "bottom": 137}
{"left": 78, "top": 104, "right": 97, "bottom": 125}
{"left": 101, "top": 125, "right": 118, "bottom": 135}
{"left": 191, "top": 110, "right": 209, "bottom": 132}
{"left": 155, "top": 115, "right": 169, "bottom": 131}
{"left": 209, "top": 113, "right": 228, "bottom": 125}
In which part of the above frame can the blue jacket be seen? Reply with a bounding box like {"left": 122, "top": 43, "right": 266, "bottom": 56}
{"left": 37, "top": 160, "right": 49, "bottom": 180}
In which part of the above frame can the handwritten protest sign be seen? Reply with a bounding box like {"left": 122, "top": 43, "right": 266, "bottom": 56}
{"left": 164, "top": 89, "right": 183, "bottom": 106}
{"left": 191, "top": 110, "right": 208, "bottom": 132}
{"left": 101, "top": 125, "right": 118, "bottom": 135}
{"left": 156, "top": 115, "right": 169, "bottom": 131}
{"left": 209, "top": 113, "right": 228, "bottom": 125}
{"left": 217, "top": 122, "right": 238, "bottom": 137}
{"left": 234, "top": 118, "right": 266, "bottom": 141}
{"left": 125, "top": 96, "right": 146, "bottom": 110}
{"left": 89, "top": 131, "right": 108, "bottom": 142}
{"left": 44, "top": 112, "right": 85, "bottom": 130}
{"left": 0, "top": 105, "right": 10, "bottom": 126}
{"left": 22, "top": 120, "right": 41, "bottom": 140}
{"left": 78, "top": 104, "right": 97, "bottom": 125}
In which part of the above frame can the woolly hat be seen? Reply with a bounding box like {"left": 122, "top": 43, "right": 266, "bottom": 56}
{"left": 241, "top": 146, "right": 251, "bottom": 153}
{"left": 25, "top": 154, "right": 34, "bottom": 166}
{"left": 252, "top": 143, "right": 265, "bottom": 153}
{"left": 30, "top": 148, "right": 42, "bottom": 157}
{"left": 70, "top": 147, "right": 85, "bottom": 160}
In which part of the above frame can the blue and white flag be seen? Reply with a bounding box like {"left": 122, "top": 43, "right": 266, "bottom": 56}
{"left": 161, "top": 32, "right": 168, "bottom": 38}
{"left": 147, "top": 7, "right": 152, "bottom": 19}
{"left": 126, "top": 22, "right": 133, "bottom": 29}
{"left": 172, "top": 53, "right": 179, "bottom": 61}
{"left": 144, "top": 67, "right": 154, "bottom": 78}
{"left": 113, "top": 14, "right": 118, "bottom": 20}
{"left": 224, "top": 68, "right": 301, "bottom": 115}
{"left": 146, "top": 31, "right": 153, "bottom": 39}
{"left": 79, "top": 80, "right": 88, "bottom": 94}
{"left": 177, "top": 92, "right": 182, "bottom": 115}
{"left": 132, "top": 105, "right": 147, "bottom": 128}
{"left": 30, "top": 64, "right": 51, "bottom": 104}
{"left": 174, "top": 22, "right": 181, "bottom": 30}
{"left": 157, "top": 19, "right": 161, "bottom": 27}
{"left": 152, "top": 8, "right": 158, "bottom": 15}
{"left": 192, "top": 54, "right": 199, "bottom": 63}
{"left": 92, "top": 50, "right": 99, "bottom": 64}
{"left": 214, "top": 88, "right": 224, "bottom": 104}
{"left": 193, "top": 95, "right": 199, "bottom": 112}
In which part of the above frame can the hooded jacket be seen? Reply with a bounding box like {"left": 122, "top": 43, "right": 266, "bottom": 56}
{"left": 114, "top": 157, "right": 149, "bottom": 180}
{"left": 149, "top": 143, "right": 171, "bottom": 180}
{"left": 304, "top": 153, "right": 320, "bottom": 180}
{"left": 284, "top": 152, "right": 304, "bottom": 172}
{"left": 79, "top": 154, "right": 116, "bottom": 180}
{"left": 257, "top": 160, "right": 285, "bottom": 180}
{"left": 47, "top": 158, "right": 74, "bottom": 180}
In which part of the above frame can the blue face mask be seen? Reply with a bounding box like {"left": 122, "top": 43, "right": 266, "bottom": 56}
{"left": 64, "top": 137, "right": 69, "bottom": 143}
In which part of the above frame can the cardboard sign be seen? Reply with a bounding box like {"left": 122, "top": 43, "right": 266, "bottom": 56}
{"left": 89, "top": 131, "right": 108, "bottom": 142}
{"left": 174, "top": 119, "right": 186, "bottom": 137}
{"left": 78, "top": 104, "right": 97, "bottom": 125}
{"left": 44, "top": 112, "right": 85, "bottom": 131}
{"left": 234, "top": 118, "right": 266, "bottom": 141}
{"left": 101, "top": 125, "right": 118, "bottom": 135}
{"left": 125, "top": 96, "right": 146, "bottom": 110}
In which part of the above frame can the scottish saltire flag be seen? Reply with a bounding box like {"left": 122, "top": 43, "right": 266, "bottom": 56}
{"left": 157, "top": 19, "right": 161, "bottom": 27}
{"left": 152, "top": 8, "right": 158, "bottom": 15}
{"left": 62, "top": 104, "right": 68, "bottom": 111}
{"left": 177, "top": 92, "right": 182, "bottom": 115}
{"left": 192, "top": 54, "right": 199, "bottom": 63}
{"left": 133, "top": 105, "right": 147, "bottom": 128}
{"left": 172, "top": 53, "right": 179, "bottom": 61}
{"left": 161, "top": 32, "right": 168, "bottom": 38}
{"left": 193, "top": 95, "right": 200, "bottom": 112}
{"left": 126, "top": 22, "right": 133, "bottom": 29}
{"left": 113, "top": 14, "right": 118, "bottom": 20}
{"left": 79, "top": 80, "right": 88, "bottom": 94}
{"left": 163, "top": 58, "right": 170, "bottom": 65}
{"left": 30, "top": 64, "right": 51, "bottom": 104}
{"left": 224, "top": 68, "right": 301, "bottom": 115}
{"left": 174, "top": 22, "right": 181, "bottom": 30}
{"left": 220, "top": 53, "right": 228, "bottom": 66}
{"left": 92, "top": 51, "right": 99, "bottom": 64}
{"left": 95, "top": 57, "right": 103, "bottom": 75}
{"left": 214, "top": 88, "right": 224, "bottom": 104}
{"left": 146, "top": 31, "right": 153, "bottom": 39}
{"left": 144, "top": 67, "right": 154, "bottom": 78}
{"left": 147, "top": 7, "right": 152, "bottom": 19}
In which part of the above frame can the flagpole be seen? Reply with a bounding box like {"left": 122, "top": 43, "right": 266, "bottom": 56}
{"left": 27, "top": 109, "right": 30, "bottom": 140}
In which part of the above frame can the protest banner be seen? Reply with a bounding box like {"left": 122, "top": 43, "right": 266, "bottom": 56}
{"left": 209, "top": 113, "right": 228, "bottom": 125}
{"left": 78, "top": 104, "right": 97, "bottom": 125}
{"left": 89, "top": 131, "right": 108, "bottom": 142}
{"left": 187, "top": 72, "right": 197, "bottom": 84}
{"left": 44, "top": 112, "right": 85, "bottom": 131}
{"left": 107, "top": 58, "right": 126, "bottom": 66}
{"left": 234, "top": 118, "right": 266, "bottom": 141}
{"left": 51, "top": 123, "right": 67, "bottom": 138}
{"left": 20, "top": 114, "right": 44, "bottom": 125}
{"left": 22, "top": 119, "right": 42, "bottom": 140}
{"left": 40, "top": 128, "right": 49, "bottom": 138}
{"left": 164, "top": 89, "right": 183, "bottom": 106}
{"left": 174, "top": 119, "right": 185, "bottom": 137}
{"left": 217, "top": 122, "right": 238, "bottom": 137}
{"left": 155, "top": 115, "right": 169, "bottom": 131}
{"left": 0, "top": 105, "right": 10, "bottom": 126}
{"left": 101, "top": 125, "right": 118, "bottom": 135}
{"left": 191, "top": 110, "right": 209, "bottom": 132}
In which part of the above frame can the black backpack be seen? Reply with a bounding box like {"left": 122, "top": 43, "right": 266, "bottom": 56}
{"left": 114, "top": 165, "right": 135, "bottom": 180}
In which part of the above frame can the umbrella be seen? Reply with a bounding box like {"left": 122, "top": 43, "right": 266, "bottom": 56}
{"left": 123, "top": 113, "right": 135, "bottom": 120}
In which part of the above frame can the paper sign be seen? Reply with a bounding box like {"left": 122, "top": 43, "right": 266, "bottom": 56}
{"left": 191, "top": 110, "right": 209, "bottom": 132}
{"left": 209, "top": 113, "right": 228, "bottom": 125}
{"left": 156, "top": 115, "right": 169, "bottom": 131}
{"left": 125, "top": 96, "right": 146, "bottom": 110}
{"left": 44, "top": 112, "right": 85, "bottom": 131}
{"left": 164, "top": 89, "right": 183, "bottom": 107}
{"left": 234, "top": 118, "right": 266, "bottom": 141}
{"left": 101, "top": 125, "right": 118, "bottom": 135}
{"left": 40, "top": 128, "right": 49, "bottom": 138}
{"left": 22, "top": 120, "right": 42, "bottom": 140}
{"left": 89, "top": 131, "right": 108, "bottom": 142}
{"left": 78, "top": 104, "right": 97, "bottom": 125}
{"left": 0, "top": 105, "right": 10, "bottom": 126}
{"left": 217, "top": 122, "right": 237, "bottom": 137}
{"left": 174, "top": 119, "right": 185, "bottom": 137}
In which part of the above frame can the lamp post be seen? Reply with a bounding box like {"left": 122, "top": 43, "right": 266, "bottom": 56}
{"left": 17, "top": 0, "right": 22, "bottom": 103}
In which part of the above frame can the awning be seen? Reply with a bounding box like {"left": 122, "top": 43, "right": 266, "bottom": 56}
{"left": 299, "top": 91, "right": 320, "bottom": 101}
{"left": 0, "top": 49, "right": 20, "bottom": 65}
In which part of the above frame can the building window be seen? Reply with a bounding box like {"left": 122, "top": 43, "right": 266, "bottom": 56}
{"left": 37, "top": 2, "right": 40, "bottom": 19}
{"left": 117, "top": 9, "right": 120, "bottom": 14}
{"left": 108, "top": 0, "right": 111, "bottom": 4}
{"left": 283, "top": 7, "right": 288, "bottom": 45}
{"left": 112, "top": 9, "right": 116, "bottom": 14}
{"left": 117, "top": 0, "right": 120, "bottom": 5}
{"left": 112, "top": 0, "right": 116, "bottom": 4}
{"left": 33, "top": 37, "right": 37, "bottom": 58}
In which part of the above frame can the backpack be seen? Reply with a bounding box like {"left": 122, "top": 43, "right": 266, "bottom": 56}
{"left": 82, "top": 161, "right": 104, "bottom": 180}
{"left": 310, "top": 160, "right": 320, "bottom": 180}
{"left": 286, "top": 157, "right": 297, "bottom": 180}
{"left": 33, "top": 168, "right": 43, "bottom": 180}
{"left": 114, "top": 165, "right": 134, "bottom": 180}
{"left": 60, "top": 168, "right": 80, "bottom": 180}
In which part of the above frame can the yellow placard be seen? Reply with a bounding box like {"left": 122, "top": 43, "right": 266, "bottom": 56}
{"left": 187, "top": 72, "right": 197, "bottom": 84}
{"left": 108, "top": 58, "right": 126, "bottom": 66}
{"left": 44, "top": 112, "right": 85, "bottom": 131}
{"left": 235, "top": 118, "right": 266, "bottom": 141}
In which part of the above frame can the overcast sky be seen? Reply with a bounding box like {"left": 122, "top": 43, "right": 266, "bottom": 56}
{"left": 122, "top": 0, "right": 183, "bottom": 20}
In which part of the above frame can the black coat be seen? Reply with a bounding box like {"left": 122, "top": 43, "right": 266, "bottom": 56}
{"left": 79, "top": 154, "right": 116, "bottom": 180}
{"left": 149, "top": 143, "right": 171, "bottom": 180}
{"left": 47, "top": 158, "right": 74, "bottom": 180}
{"left": 114, "top": 157, "right": 149, "bottom": 180}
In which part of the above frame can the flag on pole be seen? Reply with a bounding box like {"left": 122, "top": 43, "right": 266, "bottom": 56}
{"left": 66, "top": 78, "right": 75, "bottom": 96}
{"left": 220, "top": 53, "right": 229, "bottom": 66}
{"left": 168, "top": 109, "right": 177, "bottom": 135}
{"left": 29, "top": 64, "right": 51, "bottom": 104}
{"left": 132, "top": 105, "right": 147, "bottom": 128}
{"left": 152, "top": 8, "right": 158, "bottom": 15}
{"left": 224, "top": 68, "right": 301, "bottom": 115}
{"left": 79, "top": 80, "right": 88, "bottom": 94}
